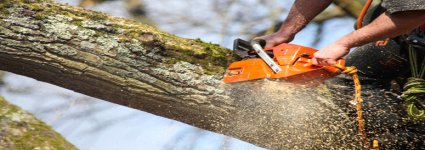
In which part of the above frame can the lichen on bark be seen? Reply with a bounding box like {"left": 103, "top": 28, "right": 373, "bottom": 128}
{"left": 0, "top": 0, "right": 234, "bottom": 137}
{"left": 0, "top": 0, "right": 369, "bottom": 149}
{"left": 0, "top": 96, "right": 76, "bottom": 150}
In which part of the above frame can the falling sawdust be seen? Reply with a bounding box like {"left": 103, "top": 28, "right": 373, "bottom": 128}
{"left": 222, "top": 79, "right": 362, "bottom": 149}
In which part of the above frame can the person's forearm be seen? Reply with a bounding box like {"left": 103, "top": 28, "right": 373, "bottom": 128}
{"left": 336, "top": 10, "right": 425, "bottom": 48}
{"left": 278, "top": 0, "right": 333, "bottom": 36}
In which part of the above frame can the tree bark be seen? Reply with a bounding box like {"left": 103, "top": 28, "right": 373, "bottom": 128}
{"left": 0, "top": 96, "right": 76, "bottom": 149}
{"left": 0, "top": 1, "right": 362, "bottom": 149}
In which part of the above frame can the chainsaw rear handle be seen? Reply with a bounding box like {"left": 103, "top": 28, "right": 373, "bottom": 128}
{"left": 296, "top": 57, "right": 345, "bottom": 74}
{"left": 322, "top": 59, "right": 346, "bottom": 74}
{"left": 299, "top": 51, "right": 346, "bottom": 74}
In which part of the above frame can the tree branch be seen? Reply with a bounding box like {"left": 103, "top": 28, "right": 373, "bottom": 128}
{"left": 0, "top": 96, "right": 76, "bottom": 149}
{"left": 0, "top": 1, "right": 362, "bottom": 149}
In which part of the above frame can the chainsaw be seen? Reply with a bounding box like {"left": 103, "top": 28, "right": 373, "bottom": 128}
{"left": 223, "top": 39, "right": 345, "bottom": 85}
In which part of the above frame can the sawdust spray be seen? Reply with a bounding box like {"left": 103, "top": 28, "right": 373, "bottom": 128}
{"left": 222, "top": 79, "right": 362, "bottom": 149}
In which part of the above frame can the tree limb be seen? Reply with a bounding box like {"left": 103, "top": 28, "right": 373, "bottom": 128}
{"left": 0, "top": 1, "right": 362, "bottom": 149}
{"left": 0, "top": 96, "right": 76, "bottom": 149}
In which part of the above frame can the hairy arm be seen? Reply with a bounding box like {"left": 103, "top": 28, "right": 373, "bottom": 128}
{"left": 259, "top": 0, "right": 333, "bottom": 47}
{"left": 313, "top": 10, "right": 425, "bottom": 66}
{"left": 337, "top": 10, "right": 425, "bottom": 48}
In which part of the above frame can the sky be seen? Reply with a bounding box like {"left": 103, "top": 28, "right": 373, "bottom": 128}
{"left": 0, "top": 0, "right": 356, "bottom": 149}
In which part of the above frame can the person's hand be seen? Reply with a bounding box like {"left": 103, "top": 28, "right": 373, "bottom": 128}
{"left": 255, "top": 32, "right": 294, "bottom": 48}
{"left": 312, "top": 42, "right": 350, "bottom": 66}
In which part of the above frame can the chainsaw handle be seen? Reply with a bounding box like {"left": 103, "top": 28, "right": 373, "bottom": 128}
{"left": 324, "top": 59, "right": 346, "bottom": 74}
{"left": 302, "top": 57, "right": 345, "bottom": 74}
{"left": 309, "top": 59, "right": 345, "bottom": 66}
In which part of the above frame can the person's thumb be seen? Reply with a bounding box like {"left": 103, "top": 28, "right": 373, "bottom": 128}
{"left": 312, "top": 57, "right": 318, "bottom": 66}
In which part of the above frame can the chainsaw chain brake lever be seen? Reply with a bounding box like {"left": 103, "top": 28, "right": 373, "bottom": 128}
{"left": 232, "top": 39, "right": 254, "bottom": 59}
{"left": 233, "top": 38, "right": 274, "bottom": 59}
{"left": 233, "top": 38, "right": 252, "bottom": 52}
{"left": 251, "top": 39, "right": 282, "bottom": 73}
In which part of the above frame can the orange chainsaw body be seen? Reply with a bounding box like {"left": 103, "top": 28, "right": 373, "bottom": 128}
{"left": 224, "top": 43, "right": 345, "bottom": 84}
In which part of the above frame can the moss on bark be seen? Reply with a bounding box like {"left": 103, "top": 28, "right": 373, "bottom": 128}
{"left": 0, "top": 96, "right": 76, "bottom": 150}
{"left": 1, "top": 0, "right": 231, "bottom": 74}
{"left": 0, "top": 0, "right": 372, "bottom": 149}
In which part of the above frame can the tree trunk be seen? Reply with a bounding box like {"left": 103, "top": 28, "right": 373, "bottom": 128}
{"left": 0, "top": 0, "right": 362, "bottom": 149}
{"left": 0, "top": 96, "right": 76, "bottom": 149}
